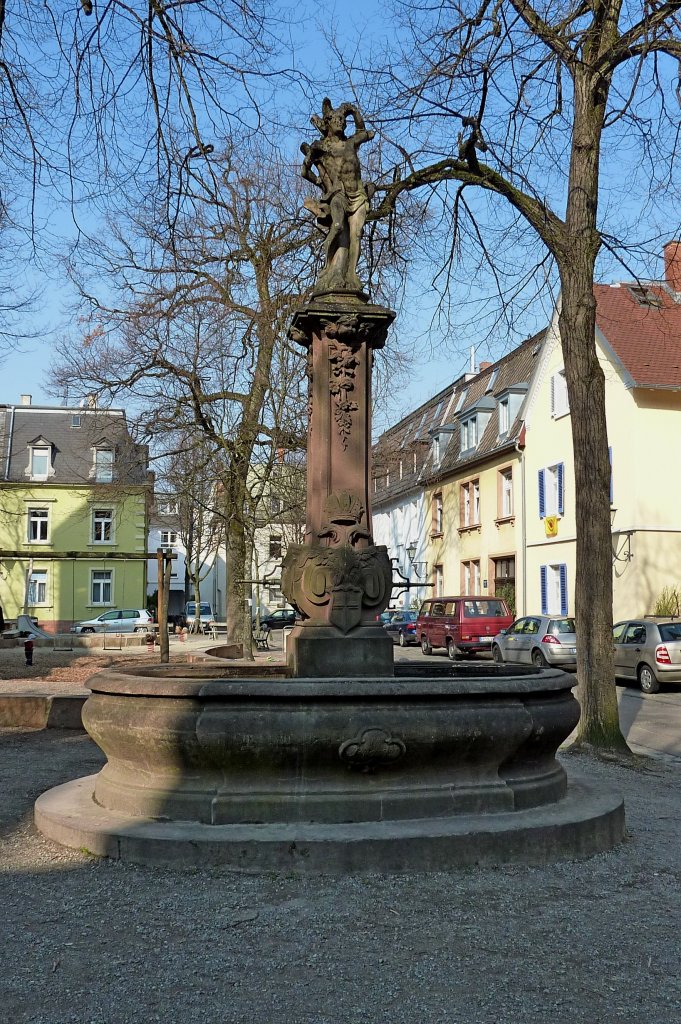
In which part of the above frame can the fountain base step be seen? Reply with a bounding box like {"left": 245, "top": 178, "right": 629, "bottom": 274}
{"left": 35, "top": 774, "right": 624, "bottom": 873}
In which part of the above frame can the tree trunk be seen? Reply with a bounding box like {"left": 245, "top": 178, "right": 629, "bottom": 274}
{"left": 558, "top": 67, "right": 628, "bottom": 752}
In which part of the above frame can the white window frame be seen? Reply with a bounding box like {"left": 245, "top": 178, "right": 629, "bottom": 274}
{"left": 500, "top": 468, "right": 513, "bottom": 518}
{"left": 460, "top": 416, "right": 478, "bottom": 451}
{"left": 91, "top": 570, "right": 113, "bottom": 605}
{"left": 94, "top": 448, "right": 114, "bottom": 483}
{"left": 160, "top": 528, "right": 177, "bottom": 547}
{"left": 498, "top": 397, "right": 510, "bottom": 435}
{"left": 29, "top": 445, "right": 51, "bottom": 481}
{"left": 433, "top": 492, "right": 444, "bottom": 535}
{"left": 27, "top": 569, "right": 48, "bottom": 605}
{"left": 27, "top": 507, "right": 49, "bottom": 543}
{"left": 545, "top": 465, "right": 561, "bottom": 515}
{"left": 432, "top": 435, "right": 440, "bottom": 466}
{"left": 434, "top": 564, "right": 444, "bottom": 597}
{"left": 461, "top": 479, "right": 480, "bottom": 528}
{"left": 93, "top": 508, "right": 114, "bottom": 544}
{"left": 551, "top": 369, "right": 570, "bottom": 418}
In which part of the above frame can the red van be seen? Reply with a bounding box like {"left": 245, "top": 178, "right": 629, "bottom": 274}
{"left": 416, "top": 596, "right": 513, "bottom": 660}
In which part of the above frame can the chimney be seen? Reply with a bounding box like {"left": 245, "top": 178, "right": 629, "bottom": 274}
{"left": 663, "top": 240, "right": 681, "bottom": 293}
{"left": 479, "top": 361, "right": 493, "bottom": 372}
{"left": 20, "top": 394, "right": 32, "bottom": 406}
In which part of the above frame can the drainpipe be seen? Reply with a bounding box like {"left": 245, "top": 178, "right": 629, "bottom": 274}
{"left": 4, "top": 405, "right": 15, "bottom": 480}
{"left": 515, "top": 433, "right": 527, "bottom": 617}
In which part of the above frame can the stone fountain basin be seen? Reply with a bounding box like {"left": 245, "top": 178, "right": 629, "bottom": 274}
{"left": 80, "top": 664, "right": 580, "bottom": 825}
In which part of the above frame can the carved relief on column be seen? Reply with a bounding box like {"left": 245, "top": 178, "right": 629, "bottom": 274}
{"left": 281, "top": 488, "right": 393, "bottom": 634}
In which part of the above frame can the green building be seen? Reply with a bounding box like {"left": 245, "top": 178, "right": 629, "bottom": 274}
{"left": 0, "top": 397, "right": 151, "bottom": 632}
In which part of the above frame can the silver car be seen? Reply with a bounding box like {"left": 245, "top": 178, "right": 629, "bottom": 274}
{"left": 613, "top": 618, "right": 681, "bottom": 694}
{"left": 70, "top": 608, "right": 153, "bottom": 634}
{"left": 492, "top": 615, "right": 577, "bottom": 670}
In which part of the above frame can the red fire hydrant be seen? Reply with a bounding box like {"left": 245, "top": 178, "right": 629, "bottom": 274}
{"left": 24, "top": 638, "right": 34, "bottom": 666}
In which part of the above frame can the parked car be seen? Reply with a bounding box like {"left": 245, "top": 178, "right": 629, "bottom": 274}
{"left": 376, "top": 610, "right": 398, "bottom": 625}
{"left": 416, "top": 596, "right": 513, "bottom": 659}
{"left": 383, "top": 610, "right": 418, "bottom": 646}
{"left": 256, "top": 608, "right": 296, "bottom": 630}
{"left": 492, "top": 615, "right": 577, "bottom": 670}
{"left": 70, "top": 608, "right": 153, "bottom": 634}
{"left": 184, "top": 601, "right": 214, "bottom": 631}
{"left": 613, "top": 618, "right": 681, "bottom": 693}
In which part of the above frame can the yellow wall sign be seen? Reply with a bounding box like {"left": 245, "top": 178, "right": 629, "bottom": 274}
{"left": 544, "top": 515, "right": 559, "bottom": 537}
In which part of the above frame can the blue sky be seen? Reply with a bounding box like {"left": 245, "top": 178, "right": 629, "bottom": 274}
{"left": 1, "top": 0, "right": 678, "bottom": 432}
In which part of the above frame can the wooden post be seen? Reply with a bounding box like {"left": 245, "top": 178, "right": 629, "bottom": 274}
{"left": 157, "top": 548, "right": 169, "bottom": 663}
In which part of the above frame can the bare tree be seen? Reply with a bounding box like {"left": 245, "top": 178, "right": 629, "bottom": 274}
{"left": 355, "top": 1, "right": 681, "bottom": 752}
{"left": 52, "top": 148, "right": 316, "bottom": 653}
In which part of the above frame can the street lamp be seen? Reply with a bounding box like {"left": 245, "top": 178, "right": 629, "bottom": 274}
{"left": 406, "top": 542, "right": 427, "bottom": 579}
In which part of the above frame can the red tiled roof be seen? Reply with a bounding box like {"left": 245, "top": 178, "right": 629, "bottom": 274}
{"left": 595, "top": 283, "right": 681, "bottom": 388}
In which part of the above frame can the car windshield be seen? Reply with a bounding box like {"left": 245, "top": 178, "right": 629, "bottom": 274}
{"left": 462, "top": 600, "right": 505, "bottom": 618}
{"left": 658, "top": 623, "right": 681, "bottom": 642}
{"left": 550, "top": 618, "right": 576, "bottom": 634}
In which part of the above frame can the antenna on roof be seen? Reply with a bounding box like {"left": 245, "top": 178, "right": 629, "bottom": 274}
{"left": 470, "top": 346, "right": 476, "bottom": 374}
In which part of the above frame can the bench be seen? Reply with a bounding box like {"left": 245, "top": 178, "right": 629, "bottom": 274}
{"left": 252, "top": 627, "right": 270, "bottom": 651}
{"left": 208, "top": 621, "right": 228, "bottom": 641}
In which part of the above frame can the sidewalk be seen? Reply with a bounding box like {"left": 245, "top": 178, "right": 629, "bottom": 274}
{"left": 1, "top": 728, "right": 680, "bottom": 1023}
{"left": 0, "top": 632, "right": 287, "bottom": 727}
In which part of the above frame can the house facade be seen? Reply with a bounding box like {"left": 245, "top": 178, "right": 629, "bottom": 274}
{"left": 372, "top": 334, "right": 545, "bottom": 616}
{"left": 524, "top": 242, "right": 681, "bottom": 620}
{"left": 0, "top": 397, "right": 151, "bottom": 631}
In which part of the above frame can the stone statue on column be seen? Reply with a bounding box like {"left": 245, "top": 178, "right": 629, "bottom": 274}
{"left": 300, "top": 98, "right": 376, "bottom": 297}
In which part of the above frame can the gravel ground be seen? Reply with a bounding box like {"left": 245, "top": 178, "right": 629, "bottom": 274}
{"left": 1, "top": 729, "right": 680, "bottom": 1024}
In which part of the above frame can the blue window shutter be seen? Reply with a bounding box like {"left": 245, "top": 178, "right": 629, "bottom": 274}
{"left": 540, "top": 566, "right": 548, "bottom": 615}
{"left": 538, "top": 469, "right": 545, "bottom": 518}
{"left": 608, "top": 447, "right": 613, "bottom": 504}
{"left": 557, "top": 463, "right": 565, "bottom": 516}
{"left": 559, "top": 564, "right": 568, "bottom": 616}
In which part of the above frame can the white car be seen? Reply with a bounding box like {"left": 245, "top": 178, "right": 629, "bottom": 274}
{"left": 70, "top": 608, "right": 153, "bottom": 634}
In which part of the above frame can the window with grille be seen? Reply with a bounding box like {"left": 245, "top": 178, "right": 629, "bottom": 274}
{"left": 27, "top": 570, "right": 47, "bottom": 605}
{"left": 93, "top": 508, "right": 114, "bottom": 543}
{"left": 92, "top": 570, "right": 113, "bottom": 604}
{"left": 28, "top": 508, "right": 49, "bottom": 542}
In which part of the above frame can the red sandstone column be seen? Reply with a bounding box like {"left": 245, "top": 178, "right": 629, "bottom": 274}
{"left": 282, "top": 299, "right": 395, "bottom": 677}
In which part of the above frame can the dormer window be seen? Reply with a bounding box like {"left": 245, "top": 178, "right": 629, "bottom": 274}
{"left": 461, "top": 416, "right": 478, "bottom": 452}
{"left": 454, "top": 388, "right": 468, "bottom": 414}
{"left": 30, "top": 445, "right": 51, "bottom": 480}
{"left": 629, "top": 285, "right": 662, "bottom": 308}
{"left": 432, "top": 435, "right": 441, "bottom": 466}
{"left": 496, "top": 383, "right": 528, "bottom": 436}
{"left": 498, "top": 397, "right": 510, "bottom": 435}
{"left": 485, "top": 368, "right": 499, "bottom": 394}
{"left": 94, "top": 448, "right": 114, "bottom": 483}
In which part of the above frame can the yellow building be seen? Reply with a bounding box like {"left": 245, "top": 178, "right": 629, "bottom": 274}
{"left": 523, "top": 242, "right": 681, "bottom": 619}
{"left": 0, "top": 398, "right": 151, "bottom": 631}
{"left": 373, "top": 334, "right": 546, "bottom": 615}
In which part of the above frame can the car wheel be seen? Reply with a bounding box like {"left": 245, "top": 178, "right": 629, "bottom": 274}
{"left": 492, "top": 644, "right": 504, "bottom": 665}
{"left": 638, "top": 664, "right": 660, "bottom": 694}
{"left": 447, "top": 639, "right": 460, "bottom": 661}
{"left": 134, "top": 626, "right": 147, "bottom": 633}
{"left": 81, "top": 627, "right": 95, "bottom": 634}
{"left": 421, "top": 635, "right": 432, "bottom": 656}
{"left": 399, "top": 632, "right": 407, "bottom": 647}
{"left": 532, "top": 648, "right": 548, "bottom": 668}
